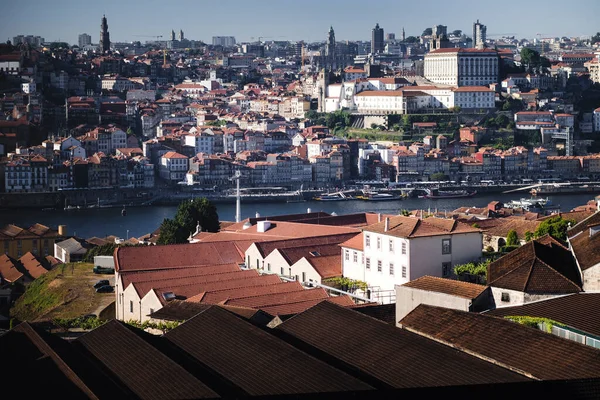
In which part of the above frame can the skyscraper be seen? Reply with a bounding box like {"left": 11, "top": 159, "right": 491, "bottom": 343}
{"left": 78, "top": 33, "right": 91, "bottom": 48}
{"left": 371, "top": 23, "right": 384, "bottom": 54}
{"left": 473, "top": 20, "right": 487, "bottom": 49}
{"left": 171, "top": 30, "right": 176, "bottom": 41}
{"left": 179, "top": 30, "right": 184, "bottom": 41}
{"left": 99, "top": 15, "right": 110, "bottom": 53}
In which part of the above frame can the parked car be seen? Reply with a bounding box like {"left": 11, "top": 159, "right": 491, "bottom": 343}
{"left": 93, "top": 279, "right": 110, "bottom": 289}
{"left": 93, "top": 266, "right": 115, "bottom": 274}
{"left": 95, "top": 285, "right": 114, "bottom": 293}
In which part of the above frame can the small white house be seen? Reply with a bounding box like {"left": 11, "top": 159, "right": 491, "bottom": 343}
{"left": 342, "top": 216, "right": 482, "bottom": 301}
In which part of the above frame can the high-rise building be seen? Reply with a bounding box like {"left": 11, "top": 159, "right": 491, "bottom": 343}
{"left": 179, "top": 30, "right": 184, "bottom": 41}
{"left": 12, "top": 35, "right": 44, "bottom": 47}
{"left": 171, "top": 30, "right": 176, "bottom": 41}
{"left": 473, "top": 20, "right": 487, "bottom": 49}
{"left": 78, "top": 33, "right": 92, "bottom": 48}
{"left": 371, "top": 23, "right": 384, "bottom": 54}
{"left": 212, "top": 36, "right": 236, "bottom": 46}
{"left": 99, "top": 15, "right": 110, "bottom": 53}
{"left": 386, "top": 33, "right": 395, "bottom": 42}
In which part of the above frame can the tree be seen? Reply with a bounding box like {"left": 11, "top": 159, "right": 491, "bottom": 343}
{"left": 591, "top": 32, "right": 600, "bottom": 45}
{"left": 524, "top": 231, "right": 534, "bottom": 242}
{"left": 534, "top": 216, "right": 575, "bottom": 241}
{"left": 404, "top": 36, "right": 419, "bottom": 43}
{"left": 126, "top": 127, "right": 135, "bottom": 136}
{"left": 157, "top": 198, "right": 220, "bottom": 245}
{"left": 452, "top": 30, "right": 462, "bottom": 37}
{"left": 506, "top": 230, "right": 519, "bottom": 247}
{"left": 422, "top": 28, "right": 433, "bottom": 36}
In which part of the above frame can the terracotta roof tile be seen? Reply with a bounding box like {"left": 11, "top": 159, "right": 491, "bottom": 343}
{"left": 401, "top": 304, "right": 600, "bottom": 380}
{"left": 0, "top": 254, "right": 23, "bottom": 283}
{"left": 365, "top": 216, "right": 479, "bottom": 238}
{"left": 339, "top": 233, "right": 363, "bottom": 251}
{"left": 197, "top": 281, "right": 303, "bottom": 304}
{"left": 164, "top": 306, "right": 372, "bottom": 395}
{"left": 401, "top": 275, "right": 488, "bottom": 300}
{"left": 18, "top": 252, "right": 49, "bottom": 279}
{"left": 569, "top": 229, "right": 600, "bottom": 271}
{"left": 277, "top": 302, "right": 529, "bottom": 387}
{"left": 487, "top": 237, "right": 582, "bottom": 293}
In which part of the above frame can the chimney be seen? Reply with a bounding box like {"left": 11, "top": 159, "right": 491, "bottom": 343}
{"left": 58, "top": 225, "right": 67, "bottom": 236}
{"left": 590, "top": 225, "right": 600, "bottom": 238}
{"left": 307, "top": 208, "right": 312, "bottom": 214}
{"left": 384, "top": 217, "right": 390, "bottom": 232}
{"left": 255, "top": 212, "right": 260, "bottom": 218}
{"left": 257, "top": 220, "right": 272, "bottom": 233}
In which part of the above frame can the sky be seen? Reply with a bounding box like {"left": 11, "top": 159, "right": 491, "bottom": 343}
{"left": 1, "top": 0, "right": 599, "bottom": 45}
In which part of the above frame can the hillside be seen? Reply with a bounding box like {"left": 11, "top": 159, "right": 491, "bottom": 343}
{"left": 10, "top": 262, "right": 115, "bottom": 322}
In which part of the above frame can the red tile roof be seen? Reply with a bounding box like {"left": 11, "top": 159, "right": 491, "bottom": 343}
{"left": 114, "top": 242, "right": 244, "bottom": 272}
{"left": 18, "top": 252, "right": 49, "bottom": 279}
{"left": 365, "top": 216, "right": 480, "bottom": 238}
{"left": 401, "top": 275, "right": 488, "bottom": 299}
{"left": 0, "top": 254, "right": 23, "bottom": 283}
{"left": 196, "top": 281, "right": 303, "bottom": 304}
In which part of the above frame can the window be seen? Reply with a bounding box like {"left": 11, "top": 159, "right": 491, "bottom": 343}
{"left": 401, "top": 242, "right": 406, "bottom": 254}
{"left": 377, "top": 237, "right": 381, "bottom": 249}
{"left": 389, "top": 239, "right": 394, "bottom": 252}
{"left": 281, "top": 267, "right": 284, "bottom": 275}
{"left": 353, "top": 251, "right": 358, "bottom": 263}
{"left": 377, "top": 260, "right": 382, "bottom": 272}
{"left": 402, "top": 265, "right": 407, "bottom": 278}
{"left": 389, "top": 263, "right": 394, "bottom": 276}
{"left": 129, "top": 301, "right": 133, "bottom": 313}
{"left": 247, "top": 255, "right": 250, "bottom": 266}
{"left": 366, "top": 258, "right": 371, "bottom": 270}
{"left": 256, "top": 259, "right": 259, "bottom": 269}
{"left": 442, "top": 239, "right": 451, "bottom": 254}
{"left": 345, "top": 250, "right": 349, "bottom": 261}
{"left": 267, "top": 263, "right": 271, "bottom": 272}
{"left": 302, "top": 272, "right": 306, "bottom": 282}
{"left": 501, "top": 292, "right": 510, "bottom": 302}
{"left": 442, "top": 262, "right": 451, "bottom": 277}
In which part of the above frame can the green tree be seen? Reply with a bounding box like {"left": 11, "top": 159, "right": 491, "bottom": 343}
{"left": 422, "top": 28, "right": 433, "bottom": 36}
{"left": 524, "top": 231, "right": 534, "bottom": 242}
{"left": 591, "top": 32, "right": 600, "bottom": 44}
{"left": 506, "top": 229, "right": 519, "bottom": 247}
{"left": 534, "top": 216, "right": 575, "bottom": 241}
{"left": 404, "top": 36, "right": 419, "bottom": 43}
{"left": 126, "top": 127, "right": 135, "bottom": 136}
{"left": 157, "top": 198, "right": 220, "bottom": 245}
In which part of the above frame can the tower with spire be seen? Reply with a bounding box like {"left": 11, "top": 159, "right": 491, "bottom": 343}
{"left": 325, "top": 26, "right": 336, "bottom": 71}
{"left": 99, "top": 15, "right": 110, "bottom": 53}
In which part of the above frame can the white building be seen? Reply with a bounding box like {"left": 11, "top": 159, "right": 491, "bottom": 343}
{"left": 101, "top": 75, "right": 140, "bottom": 92}
{"left": 452, "top": 86, "right": 495, "bottom": 109}
{"left": 341, "top": 215, "right": 482, "bottom": 302}
{"left": 22, "top": 80, "right": 36, "bottom": 94}
{"left": 185, "top": 130, "right": 215, "bottom": 155}
{"left": 159, "top": 151, "right": 189, "bottom": 183}
{"left": 594, "top": 107, "right": 600, "bottom": 132}
{"left": 424, "top": 48, "right": 499, "bottom": 87}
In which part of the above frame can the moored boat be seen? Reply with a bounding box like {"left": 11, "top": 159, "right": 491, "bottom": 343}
{"left": 424, "top": 189, "right": 477, "bottom": 199}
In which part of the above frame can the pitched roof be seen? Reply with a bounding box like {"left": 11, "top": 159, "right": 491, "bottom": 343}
{"left": 253, "top": 233, "right": 358, "bottom": 258}
{"left": 487, "top": 237, "right": 582, "bottom": 293}
{"left": 261, "top": 295, "right": 356, "bottom": 316}
{"left": 401, "top": 275, "right": 488, "bottom": 300}
{"left": 482, "top": 217, "right": 541, "bottom": 238}
{"left": 164, "top": 306, "right": 373, "bottom": 396}
{"left": 75, "top": 320, "right": 218, "bottom": 399}
{"left": 55, "top": 238, "right": 87, "bottom": 255}
{"left": 301, "top": 254, "right": 342, "bottom": 279}
{"left": 484, "top": 293, "right": 600, "bottom": 338}
{"left": 276, "top": 302, "right": 529, "bottom": 388}
{"left": 120, "top": 263, "right": 241, "bottom": 289}
{"left": 339, "top": 233, "right": 363, "bottom": 251}
{"left": 569, "top": 228, "right": 600, "bottom": 271}
{"left": 0, "top": 254, "right": 23, "bottom": 282}
{"left": 4, "top": 322, "right": 100, "bottom": 399}
{"left": 223, "top": 287, "right": 329, "bottom": 309}
{"left": 364, "top": 216, "right": 479, "bottom": 238}
{"left": 400, "top": 304, "right": 600, "bottom": 380}
{"left": 196, "top": 281, "right": 303, "bottom": 304}
{"left": 18, "top": 252, "right": 49, "bottom": 279}
{"left": 568, "top": 211, "right": 600, "bottom": 237}
{"left": 114, "top": 242, "right": 244, "bottom": 272}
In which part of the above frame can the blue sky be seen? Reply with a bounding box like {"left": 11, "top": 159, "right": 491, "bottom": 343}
{"left": 1, "top": 0, "right": 599, "bottom": 45}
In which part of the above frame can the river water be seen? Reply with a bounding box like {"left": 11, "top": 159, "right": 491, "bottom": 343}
{"left": 0, "top": 192, "right": 597, "bottom": 240}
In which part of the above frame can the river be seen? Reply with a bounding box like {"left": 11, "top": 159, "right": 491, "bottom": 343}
{"left": 0, "top": 192, "right": 597, "bottom": 240}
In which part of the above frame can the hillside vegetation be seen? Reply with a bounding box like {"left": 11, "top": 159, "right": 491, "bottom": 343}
{"left": 11, "top": 262, "right": 114, "bottom": 322}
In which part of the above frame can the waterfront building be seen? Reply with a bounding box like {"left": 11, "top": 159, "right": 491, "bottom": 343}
{"left": 0, "top": 223, "right": 64, "bottom": 259}
{"left": 159, "top": 151, "right": 188, "bottom": 184}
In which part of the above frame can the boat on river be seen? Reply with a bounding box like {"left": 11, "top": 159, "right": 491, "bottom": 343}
{"left": 314, "top": 191, "right": 353, "bottom": 201}
{"left": 423, "top": 189, "right": 477, "bottom": 199}
{"left": 356, "top": 190, "right": 402, "bottom": 201}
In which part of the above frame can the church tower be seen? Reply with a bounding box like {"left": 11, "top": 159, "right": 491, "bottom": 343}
{"left": 100, "top": 15, "right": 110, "bottom": 53}
{"left": 325, "top": 26, "right": 336, "bottom": 71}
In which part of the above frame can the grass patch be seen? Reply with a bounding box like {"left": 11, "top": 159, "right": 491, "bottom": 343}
{"left": 11, "top": 262, "right": 114, "bottom": 322}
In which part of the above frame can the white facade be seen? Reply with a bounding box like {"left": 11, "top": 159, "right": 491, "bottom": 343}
{"left": 395, "top": 284, "right": 473, "bottom": 324}
{"left": 342, "top": 226, "right": 482, "bottom": 296}
{"left": 102, "top": 76, "right": 139, "bottom": 92}
{"left": 594, "top": 109, "right": 600, "bottom": 133}
{"left": 185, "top": 132, "right": 214, "bottom": 154}
{"left": 424, "top": 48, "right": 499, "bottom": 87}
{"left": 159, "top": 153, "right": 189, "bottom": 182}
{"left": 489, "top": 286, "right": 558, "bottom": 308}
{"left": 22, "top": 81, "right": 36, "bottom": 94}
